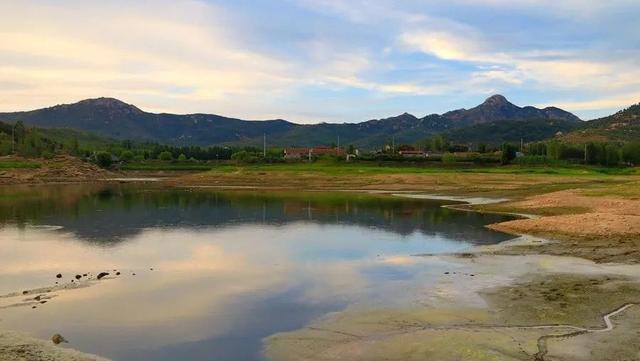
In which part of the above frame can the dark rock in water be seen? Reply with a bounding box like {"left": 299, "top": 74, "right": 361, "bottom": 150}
{"left": 34, "top": 295, "right": 41, "bottom": 301}
{"left": 97, "top": 272, "right": 109, "bottom": 280}
{"left": 150, "top": 268, "right": 154, "bottom": 271}
{"left": 22, "top": 290, "right": 28, "bottom": 295}
{"left": 75, "top": 274, "right": 82, "bottom": 280}
{"left": 51, "top": 334, "right": 68, "bottom": 344}
{"left": 83, "top": 274, "right": 87, "bottom": 277}
{"left": 32, "top": 306, "right": 36, "bottom": 309}
{"left": 40, "top": 300, "right": 47, "bottom": 304}
{"left": 116, "top": 272, "right": 121, "bottom": 276}
{"left": 132, "top": 273, "right": 136, "bottom": 276}
{"left": 444, "top": 272, "right": 450, "bottom": 275}
{"left": 56, "top": 274, "right": 62, "bottom": 279}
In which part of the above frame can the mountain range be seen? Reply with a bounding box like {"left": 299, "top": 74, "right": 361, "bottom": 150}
{"left": 0, "top": 95, "right": 585, "bottom": 148}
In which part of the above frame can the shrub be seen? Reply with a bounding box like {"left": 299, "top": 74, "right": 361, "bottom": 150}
{"left": 441, "top": 152, "right": 457, "bottom": 164}
{"left": 500, "top": 143, "right": 518, "bottom": 165}
{"left": 95, "top": 151, "right": 113, "bottom": 168}
{"left": 41, "top": 151, "right": 55, "bottom": 160}
{"left": 158, "top": 151, "right": 173, "bottom": 161}
{"left": 120, "top": 150, "right": 135, "bottom": 162}
{"left": 231, "top": 150, "right": 258, "bottom": 163}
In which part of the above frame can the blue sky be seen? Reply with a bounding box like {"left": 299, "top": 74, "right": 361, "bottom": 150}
{"left": 1, "top": 0, "right": 639, "bottom": 122}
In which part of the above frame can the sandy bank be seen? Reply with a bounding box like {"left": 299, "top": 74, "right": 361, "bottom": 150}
{"left": 0, "top": 330, "right": 110, "bottom": 361}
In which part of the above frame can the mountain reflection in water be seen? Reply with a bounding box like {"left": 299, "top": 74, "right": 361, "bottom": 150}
{"left": 0, "top": 184, "right": 514, "bottom": 245}
{"left": 0, "top": 184, "right": 515, "bottom": 361}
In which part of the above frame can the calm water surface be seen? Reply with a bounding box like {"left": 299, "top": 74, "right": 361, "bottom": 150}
{"left": 0, "top": 184, "right": 515, "bottom": 361}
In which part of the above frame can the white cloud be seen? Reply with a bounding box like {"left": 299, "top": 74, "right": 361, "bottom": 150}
{"left": 542, "top": 93, "right": 640, "bottom": 113}
{"left": 0, "top": 0, "right": 297, "bottom": 115}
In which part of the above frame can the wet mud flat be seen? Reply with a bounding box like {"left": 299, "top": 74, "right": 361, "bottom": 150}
{"left": 265, "top": 252, "right": 640, "bottom": 361}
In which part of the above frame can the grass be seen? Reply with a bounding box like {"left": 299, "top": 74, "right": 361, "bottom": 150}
{"left": 0, "top": 160, "right": 41, "bottom": 169}
{"left": 122, "top": 161, "right": 214, "bottom": 171}
{"left": 201, "top": 161, "right": 640, "bottom": 177}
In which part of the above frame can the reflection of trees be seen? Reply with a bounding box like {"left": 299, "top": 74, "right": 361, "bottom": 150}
{"left": 0, "top": 185, "right": 515, "bottom": 245}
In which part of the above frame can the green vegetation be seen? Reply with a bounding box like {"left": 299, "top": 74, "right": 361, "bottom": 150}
{"left": 200, "top": 162, "right": 640, "bottom": 177}
{"left": 0, "top": 160, "right": 41, "bottom": 169}
{"left": 121, "top": 161, "right": 214, "bottom": 171}
{"left": 2, "top": 114, "right": 640, "bottom": 172}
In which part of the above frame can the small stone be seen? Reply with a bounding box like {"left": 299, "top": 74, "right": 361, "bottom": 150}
{"left": 75, "top": 275, "right": 82, "bottom": 280}
{"left": 56, "top": 274, "right": 62, "bottom": 279}
{"left": 116, "top": 272, "right": 121, "bottom": 276}
{"left": 51, "top": 334, "right": 68, "bottom": 345}
{"left": 97, "top": 272, "right": 109, "bottom": 280}
{"left": 32, "top": 306, "right": 37, "bottom": 309}
{"left": 150, "top": 268, "right": 154, "bottom": 271}
{"left": 34, "top": 295, "right": 41, "bottom": 301}
{"left": 22, "top": 291, "right": 28, "bottom": 295}
{"left": 40, "top": 300, "right": 47, "bottom": 304}
{"left": 444, "top": 272, "right": 450, "bottom": 275}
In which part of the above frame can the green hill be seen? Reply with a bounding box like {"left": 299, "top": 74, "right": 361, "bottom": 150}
{"left": 561, "top": 103, "right": 640, "bottom": 143}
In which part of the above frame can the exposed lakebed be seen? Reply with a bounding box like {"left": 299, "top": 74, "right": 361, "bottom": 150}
{"left": 0, "top": 184, "right": 516, "bottom": 360}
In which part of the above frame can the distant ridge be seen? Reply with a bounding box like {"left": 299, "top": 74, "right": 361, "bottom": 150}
{"left": 561, "top": 102, "right": 640, "bottom": 142}
{"left": 0, "top": 95, "right": 582, "bottom": 147}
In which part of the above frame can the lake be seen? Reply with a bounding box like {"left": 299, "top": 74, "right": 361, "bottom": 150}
{"left": 0, "top": 184, "right": 515, "bottom": 361}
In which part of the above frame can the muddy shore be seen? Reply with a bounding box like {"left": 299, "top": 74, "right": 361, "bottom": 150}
{"left": 1, "top": 168, "right": 640, "bottom": 360}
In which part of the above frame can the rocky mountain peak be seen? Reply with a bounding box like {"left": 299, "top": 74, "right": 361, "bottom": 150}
{"left": 75, "top": 97, "right": 142, "bottom": 114}
{"left": 481, "top": 94, "right": 512, "bottom": 108}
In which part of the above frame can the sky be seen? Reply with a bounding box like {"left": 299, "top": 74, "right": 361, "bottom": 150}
{"left": 1, "top": 0, "right": 639, "bottom": 123}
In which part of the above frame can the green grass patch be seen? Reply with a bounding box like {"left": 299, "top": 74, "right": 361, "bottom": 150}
{"left": 0, "top": 160, "right": 41, "bottom": 169}
{"left": 122, "top": 161, "right": 214, "bottom": 171}
{"left": 203, "top": 162, "right": 640, "bottom": 177}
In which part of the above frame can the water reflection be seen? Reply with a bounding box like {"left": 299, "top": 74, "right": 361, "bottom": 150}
{"left": 0, "top": 184, "right": 513, "bottom": 245}
{"left": 0, "top": 184, "right": 515, "bottom": 361}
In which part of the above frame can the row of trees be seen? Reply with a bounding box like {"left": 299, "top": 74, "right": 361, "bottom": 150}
{"left": 3, "top": 119, "right": 640, "bottom": 168}
{"left": 522, "top": 141, "right": 640, "bottom": 166}
{"left": 0, "top": 121, "right": 61, "bottom": 158}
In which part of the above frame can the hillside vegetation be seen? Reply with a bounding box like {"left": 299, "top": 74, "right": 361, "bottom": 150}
{"left": 562, "top": 103, "right": 640, "bottom": 142}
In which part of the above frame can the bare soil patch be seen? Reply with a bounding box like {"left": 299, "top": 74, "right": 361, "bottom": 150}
{"left": 0, "top": 155, "right": 114, "bottom": 185}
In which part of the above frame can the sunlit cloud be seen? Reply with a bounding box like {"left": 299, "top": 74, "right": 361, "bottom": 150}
{"left": 0, "top": 0, "right": 639, "bottom": 121}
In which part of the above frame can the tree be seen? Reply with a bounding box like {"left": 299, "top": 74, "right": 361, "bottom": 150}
{"left": 231, "top": 150, "right": 258, "bottom": 163}
{"left": 585, "top": 142, "right": 599, "bottom": 165}
{"left": 431, "top": 135, "right": 448, "bottom": 152}
{"left": 604, "top": 144, "right": 620, "bottom": 166}
{"left": 13, "top": 121, "right": 25, "bottom": 146}
{"left": 70, "top": 136, "right": 80, "bottom": 155}
{"left": 120, "top": 150, "right": 134, "bottom": 162}
{"left": 500, "top": 143, "right": 517, "bottom": 165}
{"left": 158, "top": 151, "right": 173, "bottom": 161}
{"left": 546, "top": 141, "right": 563, "bottom": 161}
{"left": 622, "top": 142, "right": 640, "bottom": 165}
{"left": 177, "top": 153, "right": 187, "bottom": 161}
{"left": 95, "top": 151, "right": 113, "bottom": 168}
